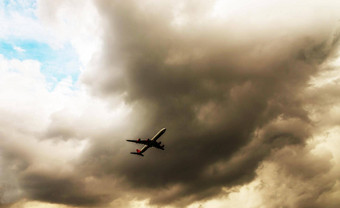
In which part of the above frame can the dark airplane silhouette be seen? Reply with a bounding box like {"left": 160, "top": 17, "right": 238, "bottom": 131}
{"left": 126, "top": 128, "right": 166, "bottom": 156}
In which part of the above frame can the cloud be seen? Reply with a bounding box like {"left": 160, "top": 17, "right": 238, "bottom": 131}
{"left": 36, "top": 0, "right": 103, "bottom": 65}
{"left": 78, "top": 0, "right": 340, "bottom": 206}
{"left": 247, "top": 141, "right": 340, "bottom": 208}
{"left": 0, "top": 54, "right": 128, "bottom": 206}
{"left": 13, "top": 46, "right": 25, "bottom": 53}
{"left": 2, "top": 0, "right": 340, "bottom": 207}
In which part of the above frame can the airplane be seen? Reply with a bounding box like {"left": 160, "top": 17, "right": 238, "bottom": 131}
{"left": 126, "top": 128, "right": 166, "bottom": 156}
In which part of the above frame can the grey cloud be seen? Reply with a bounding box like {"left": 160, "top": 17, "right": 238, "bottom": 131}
{"left": 44, "top": 112, "right": 82, "bottom": 140}
{"left": 0, "top": 135, "right": 103, "bottom": 207}
{"left": 20, "top": 173, "right": 108, "bottom": 206}
{"left": 78, "top": 0, "right": 340, "bottom": 206}
{"left": 257, "top": 145, "right": 339, "bottom": 208}
{"left": 2, "top": 1, "right": 340, "bottom": 208}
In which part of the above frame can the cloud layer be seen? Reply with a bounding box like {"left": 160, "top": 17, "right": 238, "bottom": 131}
{"left": 80, "top": 0, "right": 340, "bottom": 206}
{"left": 2, "top": 0, "right": 340, "bottom": 208}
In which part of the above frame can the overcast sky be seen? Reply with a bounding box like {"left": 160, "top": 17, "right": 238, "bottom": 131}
{"left": 1, "top": 0, "right": 340, "bottom": 208}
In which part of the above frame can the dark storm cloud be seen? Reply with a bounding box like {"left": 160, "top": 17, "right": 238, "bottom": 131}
{"left": 2, "top": 1, "right": 340, "bottom": 208}
{"left": 20, "top": 173, "right": 107, "bottom": 206}
{"left": 79, "top": 0, "right": 340, "bottom": 206}
{"left": 0, "top": 132, "right": 107, "bottom": 207}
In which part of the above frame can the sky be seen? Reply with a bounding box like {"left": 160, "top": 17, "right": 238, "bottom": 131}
{"left": 1, "top": 0, "right": 340, "bottom": 208}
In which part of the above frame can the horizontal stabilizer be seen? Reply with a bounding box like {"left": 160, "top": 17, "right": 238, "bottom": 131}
{"left": 130, "top": 152, "right": 144, "bottom": 157}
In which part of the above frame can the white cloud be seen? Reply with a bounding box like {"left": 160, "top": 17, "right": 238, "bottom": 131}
{"left": 36, "top": 0, "right": 103, "bottom": 67}
{"left": 0, "top": 53, "right": 129, "bottom": 143}
{"left": 0, "top": 54, "right": 130, "bottom": 204}
{"left": 0, "top": 0, "right": 102, "bottom": 78}
{"left": 13, "top": 46, "right": 25, "bottom": 52}
{"left": 0, "top": 4, "right": 55, "bottom": 46}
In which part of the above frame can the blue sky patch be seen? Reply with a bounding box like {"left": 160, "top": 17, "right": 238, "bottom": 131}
{"left": 0, "top": 0, "right": 81, "bottom": 88}
{"left": 0, "top": 39, "right": 81, "bottom": 84}
{"left": 2, "top": 0, "right": 37, "bottom": 18}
